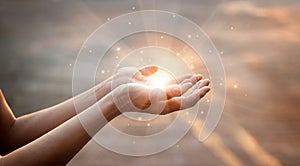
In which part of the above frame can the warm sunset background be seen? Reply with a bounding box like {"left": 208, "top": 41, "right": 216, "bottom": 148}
{"left": 0, "top": 0, "right": 299, "bottom": 165}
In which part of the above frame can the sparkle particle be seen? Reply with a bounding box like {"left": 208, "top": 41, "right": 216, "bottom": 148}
{"left": 138, "top": 117, "right": 142, "bottom": 121}
{"left": 128, "top": 21, "right": 132, "bottom": 25}
{"left": 187, "top": 34, "right": 192, "bottom": 38}
{"left": 101, "top": 70, "right": 105, "bottom": 74}
{"left": 132, "top": 6, "right": 136, "bottom": 10}
{"left": 147, "top": 123, "right": 151, "bottom": 127}
{"left": 116, "top": 47, "right": 121, "bottom": 51}
{"left": 233, "top": 84, "right": 238, "bottom": 89}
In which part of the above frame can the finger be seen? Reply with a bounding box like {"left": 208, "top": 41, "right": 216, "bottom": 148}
{"left": 181, "top": 77, "right": 204, "bottom": 96}
{"left": 180, "top": 90, "right": 202, "bottom": 110}
{"left": 179, "top": 74, "right": 202, "bottom": 85}
{"left": 183, "top": 74, "right": 202, "bottom": 84}
{"left": 189, "top": 79, "right": 210, "bottom": 92}
{"left": 161, "top": 86, "right": 210, "bottom": 114}
{"left": 166, "top": 74, "right": 203, "bottom": 86}
{"left": 165, "top": 82, "right": 193, "bottom": 99}
{"left": 179, "top": 79, "right": 191, "bottom": 85}
{"left": 183, "top": 81, "right": 201, "bottom": 96}
{"left": 165, "top": 85, "right": 181, "bottom": 99}
{"left": 182, "top": 86, "right": 210, "bottom": 109}
{"left": 190, "top": 74, "right": 203, "bottom": 84}
{"left": 134, "top": 72, "right": 146, "bottom": 81}
{"left": 139, "top": 65, "right": 158, "bottom": 76}
{"left": 197, "top": 79, "right": 210, "bottom": 88}
{"left": 181, "top": 82, "right": 193, "bottom": 94}
{"left": 177, "top": 75, "right": 193, "bottom": 83}
{"left": 160, "top": 97, "right": 181, "bottom": 115}
{"left": 199, "top": 86, "right": 211, "bottom": 98}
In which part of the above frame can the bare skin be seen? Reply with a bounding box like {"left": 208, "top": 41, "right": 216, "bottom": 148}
{"left": 0, "top": 66, "right": 162, "bottom": 155}
{"left": 0, "top": 66, "right": 210, "bottom": 166}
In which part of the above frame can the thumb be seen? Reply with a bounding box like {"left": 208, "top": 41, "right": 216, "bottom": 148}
{"left": 139, "top": 65, "right": 158, "bottom": 77}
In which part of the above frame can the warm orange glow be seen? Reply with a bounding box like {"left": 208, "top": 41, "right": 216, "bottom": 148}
{"left": 146, "top": 69, "right": 174, "bottom": 89}
{"left": 147, "top": 76, "right": 168, "bottom": 89}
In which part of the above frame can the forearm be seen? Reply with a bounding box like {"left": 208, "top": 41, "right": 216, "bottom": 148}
{"left": 2, "top": 117, "right": 91, "bottom": 166}
{"left": 1, "top": 93, "right": 120, "bottom": 166}
{"left": 2, "top": 78, "right": 113, "bottom": 153}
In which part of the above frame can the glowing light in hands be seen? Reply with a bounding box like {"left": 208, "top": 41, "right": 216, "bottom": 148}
{"left": 145, "top": 69, "right": 174, "bottom": 89}
{"left": 147, "top": 76, "right": 168, "bottom": 89}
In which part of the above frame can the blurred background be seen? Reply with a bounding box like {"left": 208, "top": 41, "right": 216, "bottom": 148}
{"left": 0, "top": 0, "right": 299, "bottom": 165}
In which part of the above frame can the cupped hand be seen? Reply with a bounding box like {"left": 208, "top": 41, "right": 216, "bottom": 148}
{"left": 112, "top": 77, "right": 210, "bottom": 115}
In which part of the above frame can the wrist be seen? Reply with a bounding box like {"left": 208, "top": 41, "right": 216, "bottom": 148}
{"left": 94, "top": 77, "right": 113, "bottom": 101}
{"left": 100, "top": 92, "right": 121, "bottom": 121}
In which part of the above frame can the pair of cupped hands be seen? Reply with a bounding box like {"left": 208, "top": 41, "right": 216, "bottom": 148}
{"left": 107, "top": 65, "right": 210, "bottom": 115}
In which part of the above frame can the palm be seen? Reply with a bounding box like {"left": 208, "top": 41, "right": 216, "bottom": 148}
{"left": 110, "top": 65, "right": 210, "bottom": 115}
{"left": 124, "top": 78, "right": 210, "bottom": 115}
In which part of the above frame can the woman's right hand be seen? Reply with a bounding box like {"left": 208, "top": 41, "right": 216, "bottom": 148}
{"left": 112, "top": 77, "right": 210, "bottom": 115}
